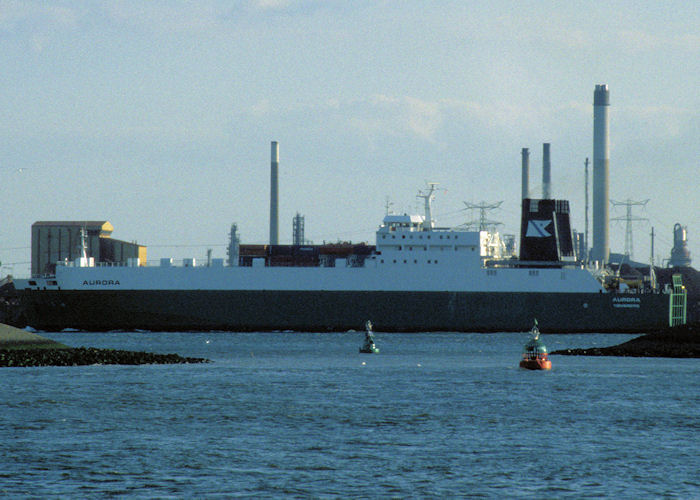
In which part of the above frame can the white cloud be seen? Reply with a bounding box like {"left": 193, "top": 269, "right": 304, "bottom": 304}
{"left": 241, "top": 93, "right": 593, "bottom": 144}
{"left": 618, "top": 29, "right": 700, "bottom": 53}
{"left": 620, "top": 104, "right": 696, "bottom": 139}
{"left": 102, "top": 3, "right": 219, "bottom": 34}
{"left": 0, "top": 1, "right": 78, "bottom": 52}
{"left": 253, "top": 0, "right": 293, "bottom": 9}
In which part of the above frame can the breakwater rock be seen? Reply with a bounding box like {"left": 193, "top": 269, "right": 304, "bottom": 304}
{"left": 0, "top": 347, "right": 209, "bottom": 367}
{"left": 552, "top": 323, "right": 700, "bottom": 358}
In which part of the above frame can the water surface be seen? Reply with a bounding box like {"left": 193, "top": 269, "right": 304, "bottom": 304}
{"left": 1, "top": 331, "right": 697, "bottom": 498}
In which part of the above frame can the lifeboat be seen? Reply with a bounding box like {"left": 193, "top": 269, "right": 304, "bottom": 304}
{"left": 520, "top": 320, "right": 552, "bottom": 370}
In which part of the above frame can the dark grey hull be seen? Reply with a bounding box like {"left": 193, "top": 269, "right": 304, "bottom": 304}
{"left": 19, "top": 289, "right": 670, "bottom": 333}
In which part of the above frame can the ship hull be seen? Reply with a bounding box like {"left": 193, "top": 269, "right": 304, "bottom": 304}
{"left": 19, "top": 289, "right": 669, "bottom": 333}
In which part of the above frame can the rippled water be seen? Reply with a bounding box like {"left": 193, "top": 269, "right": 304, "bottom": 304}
{"left": 1, "top": 331, "right": 698, "bottom": 498}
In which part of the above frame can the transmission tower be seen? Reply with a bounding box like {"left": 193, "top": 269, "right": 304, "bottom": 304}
{"left": 610, "top": 199, "right": 649, "bottom": 259}
{"left": 462, "top": 201, "right": 503, "bottom": 231}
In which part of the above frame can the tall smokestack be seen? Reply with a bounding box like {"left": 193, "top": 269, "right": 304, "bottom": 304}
{"left": 542, "top": 143, "right": 551, "bottom": 199}
{"left": 270, "top": 141, "right": 279, "bottom": 245}
{"left": 521, "top": 148, "right": 530, "bottom": 199}
{"left": 591, "top": 84, "right": 610, "bottom": 264}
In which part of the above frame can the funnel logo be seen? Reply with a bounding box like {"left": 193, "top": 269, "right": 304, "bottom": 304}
{"left": 526, "top": 220, "right": 552, "bottom": 238}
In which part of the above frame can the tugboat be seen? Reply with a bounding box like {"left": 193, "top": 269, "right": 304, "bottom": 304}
{"left": 519, "top": 319, "right": 552, "bottom": 370}
{"left": 359, "top": 320, "right": 379, "bottom": 354}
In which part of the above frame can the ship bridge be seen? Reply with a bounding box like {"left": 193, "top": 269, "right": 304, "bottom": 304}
{"left": 378, "top": 214, "right": 426, "bottom": 233}
{"left": 374, "top": 215, "right": 484, "bottom": 269}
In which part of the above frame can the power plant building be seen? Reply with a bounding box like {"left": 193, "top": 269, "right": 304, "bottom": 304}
{"left": 31, "top": 221, "right": 147, "bottom": 276}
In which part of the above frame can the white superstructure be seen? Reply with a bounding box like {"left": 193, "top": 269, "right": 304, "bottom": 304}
{"left": 18, "top": 192, "right": 604, "bottom": 295}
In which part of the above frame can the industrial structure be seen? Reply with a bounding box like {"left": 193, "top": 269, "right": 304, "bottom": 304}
{"left": 227, "top": 223, "right": 240, "bottom": 267}
{"left": 669, "top": 223, "right": 692, "bottom": 267}
{"left": 542, "top": 143, "right": 551, "bottom": 199}
{"left": 269, "top": 141, "right": 280, "bottom": 245}
{"left": 591, "top": 84, "right": 610, "bottom": 264}
{"left": 521, "top": 148, "right": 529, "bottom": 200}
{"left": 293, "top": 213, "right": 306, "bottom": 246}
{"left": 31, "top": 221, "right": 146, "bottom": 276}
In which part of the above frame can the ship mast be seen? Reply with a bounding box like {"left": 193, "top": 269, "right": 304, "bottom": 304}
{"left": 417, "top": 182, "right": 438, "bottom": 230}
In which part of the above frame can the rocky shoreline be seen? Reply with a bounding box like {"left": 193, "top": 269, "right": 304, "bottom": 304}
{"left": 552, "top": 323, "right": 700, "bottom": 358}
{"left": 0, "top": 347, "right": 209, "bottom": 367}
{"left": 0, "top": 322, "right": 209, "bottom": 367}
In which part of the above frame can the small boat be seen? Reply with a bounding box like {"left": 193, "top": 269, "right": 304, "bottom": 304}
{"left": 519, "top": 319, "right": 552, "bottom": 370}
{"left": 359, "top": 320, "right": 379, "bottom": 354}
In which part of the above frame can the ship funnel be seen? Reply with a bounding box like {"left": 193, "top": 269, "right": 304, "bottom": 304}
{"left": 591, "top": 84, "right": 610, "bottom": 264}
{"left": 521, "top": 148, "right": 530, "bottom": 200}
{"left": 542, "top": 143, "right": 551, "bottom": 199}
{"left": 270, "top": 141, "right": 279, "bottom": 245}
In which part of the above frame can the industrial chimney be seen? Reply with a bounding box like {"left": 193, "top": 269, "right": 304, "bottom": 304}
{"left": 521, "top": 148, "right": 530, "bottom": 200}
{"left": 542, "top": 143, "right": 551, "bottom": 199}
{"left": 591, "top": 84, "right": 610, "bottom": 264}
{"left": 270, "top": 141, "right": 279, "bottom": 245}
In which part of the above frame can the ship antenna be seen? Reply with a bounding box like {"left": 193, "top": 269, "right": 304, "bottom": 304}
{"left": 384, "top": 197, "right": 394, "bottom": 216}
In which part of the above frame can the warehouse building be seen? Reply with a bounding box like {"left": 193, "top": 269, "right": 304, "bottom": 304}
{"left": 31, "top": 221, "right": 146, "bottom": 276}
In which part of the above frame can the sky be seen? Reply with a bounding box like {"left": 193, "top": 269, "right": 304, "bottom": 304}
{"left": 1, "top": 0, "right": 698, "bottom": 276}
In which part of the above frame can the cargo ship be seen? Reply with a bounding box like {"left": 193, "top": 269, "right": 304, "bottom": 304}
{"left": 14, "top": 187, "right": 670, "bottom": 333}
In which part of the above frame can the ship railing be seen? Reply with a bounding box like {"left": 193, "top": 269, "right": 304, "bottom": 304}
{"left": 56, "top": 261, "right": 137, "bottom": 268}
